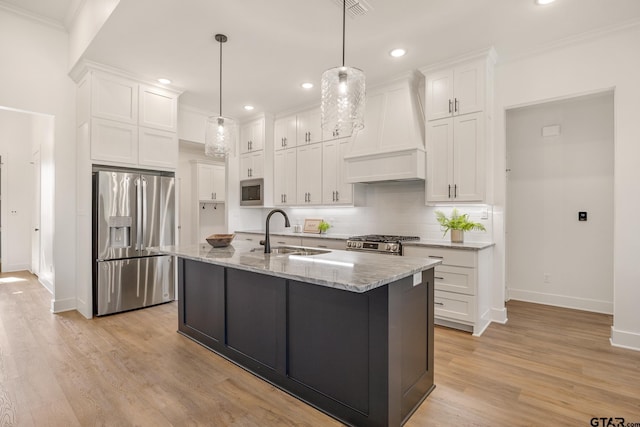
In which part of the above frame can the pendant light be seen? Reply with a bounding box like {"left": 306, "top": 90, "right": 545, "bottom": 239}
{"left": 320, "top": 0, "right": 366, "bottom": 137}
{"left": 205, "top": 33, "right": 237, "bottom": 158}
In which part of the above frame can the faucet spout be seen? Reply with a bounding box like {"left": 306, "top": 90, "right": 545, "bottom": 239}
{"left": 264, "top": 209, "right": 290, "bottom": 253}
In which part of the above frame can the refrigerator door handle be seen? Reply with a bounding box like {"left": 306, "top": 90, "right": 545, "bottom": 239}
{"left": 141, "top": 176, "right": 147, "bottom": 251}
{"left": 136, "top": 177, "right": 143, "bottom": 251}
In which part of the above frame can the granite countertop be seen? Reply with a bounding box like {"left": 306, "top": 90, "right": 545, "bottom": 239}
{"left": 152, "top": 240, "right": 441, "bottom": 293}
{"left": 235, "top": 230, "right": 494, "bottom": 250}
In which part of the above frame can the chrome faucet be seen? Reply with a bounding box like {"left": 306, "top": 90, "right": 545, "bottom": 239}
{"left": 264, "top": 209, "right": 290, "bottom": 253}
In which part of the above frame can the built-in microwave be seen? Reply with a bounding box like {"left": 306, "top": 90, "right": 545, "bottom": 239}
{"left": 240, "top": 178, "right": 264, "bottom": 206}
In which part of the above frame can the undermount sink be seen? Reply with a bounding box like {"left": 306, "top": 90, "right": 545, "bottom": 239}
{"left": 252, "top": 246, "right": 331, "bottom": 256}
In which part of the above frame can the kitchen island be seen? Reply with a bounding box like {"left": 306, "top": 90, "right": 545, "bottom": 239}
{"left": 153, "top": 241, "right": 440, "bottom": 427}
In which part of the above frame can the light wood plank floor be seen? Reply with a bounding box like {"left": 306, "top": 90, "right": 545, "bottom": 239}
{"left": 1, "top": 271, "right": 638, "bottom": 426}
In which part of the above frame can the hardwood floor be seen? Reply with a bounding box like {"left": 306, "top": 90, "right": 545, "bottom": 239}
{"left": 1, "top": 271, "right": 638, "bottom": 426}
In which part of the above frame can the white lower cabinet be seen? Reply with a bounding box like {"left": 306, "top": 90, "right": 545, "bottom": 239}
{"left": 274, "top": 148, "right": 297, "bottom": 205}
{"left": 234, "top": 232, "right": 262, "bottom": 244}
{"left": 296, "top": 143, "right": 322, "bottom": 205}
{"left": 403, "top": 245, "right": 492, "bottom": 336}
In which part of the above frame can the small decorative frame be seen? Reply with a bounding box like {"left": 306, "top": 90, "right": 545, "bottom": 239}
{"left": 303, "top": 218, "right": 323, "bottom": 234}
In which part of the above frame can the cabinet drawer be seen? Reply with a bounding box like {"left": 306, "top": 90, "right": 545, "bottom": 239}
{"left": 271, "top": 236, "right": 302, "bottom": 246}
{"left": 404, "top": 246, "right": 476, "bottom": 268}
{"left": 434, "top": 290, "right": 475, "bottom": 323}
{"left": 234, "top": 233, "right": 261, "bottom": 243}
{"left": 434, "top": 265, "right": 476, "bottom": 295}
{"left": 300, "top": 238, "right": 346, "bottom": 250}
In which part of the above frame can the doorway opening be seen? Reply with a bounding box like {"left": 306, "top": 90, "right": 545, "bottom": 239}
{"left": 505, "top": 91, "right": 614, "bottom": 314}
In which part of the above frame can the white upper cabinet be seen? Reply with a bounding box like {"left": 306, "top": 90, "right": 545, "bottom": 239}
{"left": 274, "top": 148, "right": 297, "bottom": 206}
{"left": 274, "top": 115, "right": 297, "bottom": 151}
{"left": 425, "top": 60, "right": 485, "bottom": 121}
{"left": 296, "top": 108, "right": 322, "bottom": 145}
{"left": 91, "top": 72, "right": 138, "bottom": 124}
{"left": 240, "top": 151, "right": 264, "bottom": 180}
{"left": 139, "top": 84, "right": 178, "bottom": 132}
{"left": 296, "top": 143, "right": 322, "bottom": 205}
{"left": 240, "top": 118, "right": 265, "bottom": 153}
{"left": 79, "top": 68, "right": 181, "bottom": 170}
{"left": 196, "top": 162, "right": 225, "bottom": 202}
{"left": 138, "top": 127, "right": 178, "bottom": 170}
{"left": 322, "top": 138, "right": 353, "bottom": 205}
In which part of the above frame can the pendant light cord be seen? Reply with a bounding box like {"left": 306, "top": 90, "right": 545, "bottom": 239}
{"left": 219, "top": 38, "right": 223, "bottom": 117}
{"left": 342, "top": 0, "right": 346, "bottom": 67}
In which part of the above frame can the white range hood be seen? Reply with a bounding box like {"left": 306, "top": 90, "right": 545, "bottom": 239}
{"left": 344, "top": 70, "right": 425, "bottom": 183}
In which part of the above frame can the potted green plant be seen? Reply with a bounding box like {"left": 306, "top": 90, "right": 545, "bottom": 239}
{"left": 318, "top": 220, "right": 331, "bottom": 234}
{"left": 435, "top": 209, "right": 486, "bottom": 243}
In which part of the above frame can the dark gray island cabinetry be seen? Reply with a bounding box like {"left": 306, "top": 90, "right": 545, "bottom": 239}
{"left": 158, "top": 242, "right": 439, "bottom": 427}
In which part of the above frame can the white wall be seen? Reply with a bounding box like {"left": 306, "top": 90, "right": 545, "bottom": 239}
{"left": 506, "top": 92, "right": 614, "bottom": 313}
{"left": 493, "top": 24, "right": 640, "bottom": 350}
{"left": 68, "top": 0, "right": 120, "bottom": 67}
{"left": 0, "top": 110, "right": 33, "bottom": 272}
{"left": 0, "top": 9, "right": 77, "bottom": 312}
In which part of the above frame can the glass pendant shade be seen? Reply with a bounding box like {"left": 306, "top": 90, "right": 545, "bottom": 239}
{"left": 321, "top": 66, "right": 365, "bottom": 136}
{"left": 205, "top": 115, "right": 237, "bottom": 157}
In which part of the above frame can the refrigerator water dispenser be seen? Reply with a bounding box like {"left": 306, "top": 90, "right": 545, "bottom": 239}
{"left": 108, "top": 216, "right": 132, "bottom": 248}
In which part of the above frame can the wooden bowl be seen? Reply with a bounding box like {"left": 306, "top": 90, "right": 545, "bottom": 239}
{"left": 205, "top": 233, "right": 235, "bottom": 248}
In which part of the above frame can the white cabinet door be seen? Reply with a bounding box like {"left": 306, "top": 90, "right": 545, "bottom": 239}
{"left": 322, "top": 138, "right": 353, "bottom": 205}
{"left": 197, "top": 163, "right": 225, "bottom": 202}
{"left": 91, "top": 118, "right": 138, "bottom": 165}
{"left": 297, "top": 108, "right": 322, "bottom": 145}
{"left": 239, "top": 151, "right": 264, "bottom": 180}
{"left": 91, "top": 72, "right": 138, "bottom": 124}
{"left": 139, "top": 84, "right": 178, "bottom": 131}
{"left": 426, "top": 113, "right": 484, "bottom": 203}
{"left": 453, "top": 61, "right": 485, "bottom": 116}
{"left": 239, "top": 118, "right": 264, "bottom": 154}
{"left": 453, "top": 113, "right": 484, "bottom": 202}
{"left": 274, "top": 115, "right": 297, "bottom": 151}
{"left": 426, "top": 69, "right": 454, "bottom": 121}
{"left": 274, "top": 148, "right": 297, "bottom": 205}
{"left": 139, "top": 127, "right": 178, "bottom": 170}
{"left": 425, "top": 61, "right": 484, "bottom": 121}
{"left": 426, "top": 118, "right": 454, "bottom": 202}
{"left": 212, "top": 165, "right": 226, "bottom": 202}
{"left": 296, "top": 143, "right": 322, "bottom": 205}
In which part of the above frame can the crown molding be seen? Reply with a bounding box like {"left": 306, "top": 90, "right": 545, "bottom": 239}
{"left": 0, "top": 1, "right": 66, "bottom": 32}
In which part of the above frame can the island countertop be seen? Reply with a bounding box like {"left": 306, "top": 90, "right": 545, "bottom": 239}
{"left": 152, "top": 240, "right": 441, "bottom": 293}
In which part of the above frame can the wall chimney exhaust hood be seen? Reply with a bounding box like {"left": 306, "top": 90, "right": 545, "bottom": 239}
{"left": 344, "top": 71, "right": 425, "bottom": 183}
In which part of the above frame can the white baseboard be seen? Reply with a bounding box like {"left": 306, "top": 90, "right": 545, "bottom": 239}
{"left": 38, "top": 276, "right": 53, "bottom": 293}
{"left": 2, "top": 263, "right": 31, "bottom": 273}
{"left": 508, "top": 288, "right": 613, "bottom": 314}
{"left": 491, "top": 307, "right": 508, "bottom": 324}
{"left": 610, "top": 327, "right": 640, "bottom": 352}
{"left": 51, "top": 297, "right": 76, "bottom": 313}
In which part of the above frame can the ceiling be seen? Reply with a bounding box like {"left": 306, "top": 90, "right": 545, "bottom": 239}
{"left": 5, "top": 0, "right": 640, "bottom": 120}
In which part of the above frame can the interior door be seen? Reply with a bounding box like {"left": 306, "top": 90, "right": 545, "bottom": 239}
{"left": 31, "top": 151, "right": 41, "bottom": 275}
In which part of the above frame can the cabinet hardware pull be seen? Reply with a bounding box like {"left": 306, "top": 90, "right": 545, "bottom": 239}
{"left": 429, "top": 255, "right": 443, "bottom": 259}
{"left": 332, "top": 191, "right": 335, "bottom": 201}
{"left": 454, "top": 184, "right": 457, "bottom": 198}
{"left": 449, "top": 99, "right": 452, "bottom": 114}
{"left": 455, "top": 98, "right": 459, "bottom": 113}
{"left": 318, "top": 245, "right": 327, "bottom": 248}
{"left": 284, "top": 194, "right": 287, "bottom": 203}
{"left": 435, "top": 276, "right": 444, "bottom": 280}
{"left": 435, "top": 302, "right": 445, "bottom": 306}
{"left": 448, "top": 184, "right": 451, "bottom": 198}
{"left": 336, "top": 191, "right": 339, "bottom": 201}
{"left": 284, "top": 137, "right": 287, "bottom": 147}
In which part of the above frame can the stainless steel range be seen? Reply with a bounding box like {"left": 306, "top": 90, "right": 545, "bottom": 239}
{"left": 346, "top": 234, "right": 420, "bottom": 256}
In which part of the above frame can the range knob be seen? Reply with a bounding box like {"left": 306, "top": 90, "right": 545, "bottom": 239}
{"left": 391, "top": 244, "right": 399, "bottom": 251}
{"left": 356, "top": 242, "right": 363, "bottom": 248}
{"left": 385, "top": 244, "right": 392, "bottom": 251}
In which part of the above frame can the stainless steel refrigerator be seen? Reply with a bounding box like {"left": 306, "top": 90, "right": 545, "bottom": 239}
{"left": 93, "top": 167, "right": 175, "bottom": 316}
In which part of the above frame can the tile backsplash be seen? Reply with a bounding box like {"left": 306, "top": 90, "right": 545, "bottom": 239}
{"left": 262, "top": 181, "right": 493, "bottom": 243}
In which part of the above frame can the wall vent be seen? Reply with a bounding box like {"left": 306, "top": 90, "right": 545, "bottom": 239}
{"left": 332, "top": 0, "right": 372, "bottom": 18}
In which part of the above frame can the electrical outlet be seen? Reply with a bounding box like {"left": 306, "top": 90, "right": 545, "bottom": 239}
{"left": 543, "top": 274, "right": 551, "bottom": 283}
{"left": 481, "top": 209, "right": 489, "bottom": 220}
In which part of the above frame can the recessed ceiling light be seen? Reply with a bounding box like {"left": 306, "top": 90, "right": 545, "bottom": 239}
{"left": 389, "top": 48, "right": 406, "bottom": 58}
{"left": 243, "top": 105, "right": 255, "bottom": 111}
{"left": 157, "top": 78, "right": 171, "bottom": 84}
{"left": 535, "top": 0, "right": 555, "bottom": 5}
{"left": 301, "top": 82, "right": 314, "bottom": 89}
